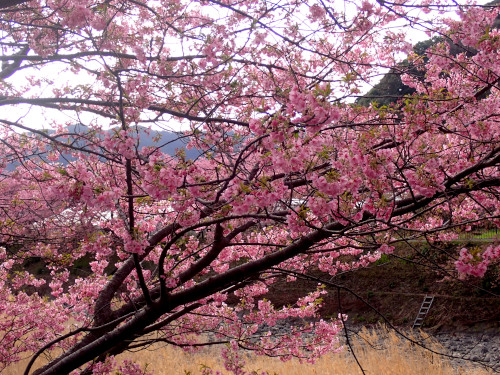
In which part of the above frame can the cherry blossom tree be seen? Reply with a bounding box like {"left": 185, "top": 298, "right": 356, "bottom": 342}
{"left": 0, "top": 0, "right": 499, "bottom": 374}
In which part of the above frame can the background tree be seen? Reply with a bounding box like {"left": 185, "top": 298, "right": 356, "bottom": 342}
{"left": 0, "top": 0, "right": 499, "bottom": 374}
{"left": 357, "top": 0, "right": 500, "bottom": 107}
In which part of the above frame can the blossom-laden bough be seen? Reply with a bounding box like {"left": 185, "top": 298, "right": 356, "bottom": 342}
{"left": 0, "top": 0, "right": 499, "bottom": 374}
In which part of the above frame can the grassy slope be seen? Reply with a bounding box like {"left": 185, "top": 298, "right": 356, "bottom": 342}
{"left": 266, "top": 241, "right": 500, "bottom": 332}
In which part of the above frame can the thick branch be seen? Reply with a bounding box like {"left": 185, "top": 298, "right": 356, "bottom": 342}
{"left": 0, "top": 97, "right": 249, "bottom": 126}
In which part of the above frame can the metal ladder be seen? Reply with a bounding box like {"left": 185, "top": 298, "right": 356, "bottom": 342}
{"left": 412, "top": 295, "right": 434, "bottom": 329}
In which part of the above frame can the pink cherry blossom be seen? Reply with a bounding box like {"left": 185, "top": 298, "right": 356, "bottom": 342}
{"left": 0, "top": 1, "right": 498, "bottom": 374}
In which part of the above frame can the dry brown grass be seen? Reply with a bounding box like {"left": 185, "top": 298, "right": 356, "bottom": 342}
{"left": 5, "top": 327, "right": 493, "bottom": 375}
{"left": 117, "top": 328, "right": 493, "bottom": 375}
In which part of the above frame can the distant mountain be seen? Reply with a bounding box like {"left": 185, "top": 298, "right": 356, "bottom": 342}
{"left": 3, "top": 125, "right": 202, "bottom": 171}
{"left": 61, "top": 123, "right": 201, "bottom": 160}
